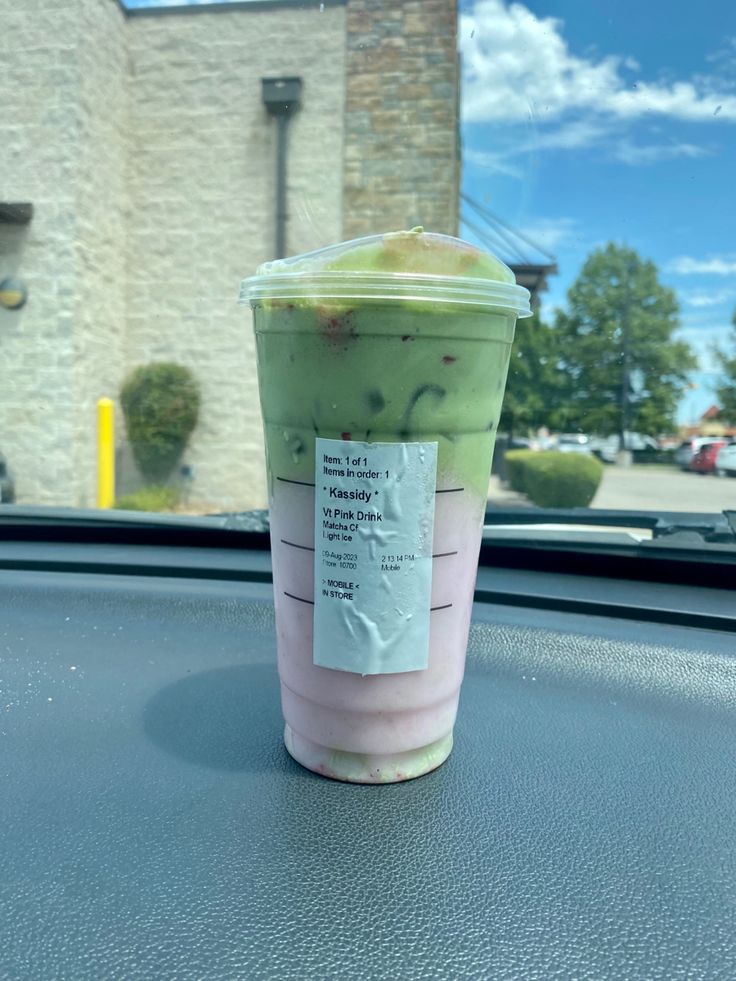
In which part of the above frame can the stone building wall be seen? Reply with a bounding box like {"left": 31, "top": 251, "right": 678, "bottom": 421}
{"left": 72, "top": 0, "right": 129, "bottom": 507}
{"left": 343, "top": 0, "right": 459, "bottom": 240}
{"left": 0, "top": 0, "right": 130, "bottom": 506}
{"left": 124, "top": 3, "right": 346, "bottom": 510}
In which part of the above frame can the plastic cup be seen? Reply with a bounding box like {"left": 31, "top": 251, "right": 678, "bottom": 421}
{"left": 241, "top": 229, "right": 531, "bottom": 782}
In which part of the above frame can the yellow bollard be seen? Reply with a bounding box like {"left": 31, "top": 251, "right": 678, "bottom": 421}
{"left": 96, "top": 398, "right": 115, "bottom": 509}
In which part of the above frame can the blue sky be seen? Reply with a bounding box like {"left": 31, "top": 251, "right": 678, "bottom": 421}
{"left": 459, "top": 0, "right": 736, "bottom": 425}
{"left": 126, "top": 0, "right": 736, "bottom": 424}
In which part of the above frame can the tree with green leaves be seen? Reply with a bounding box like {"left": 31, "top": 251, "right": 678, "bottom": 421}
{"left": 714, "top": 309, "right": 736, "bottom": 423}
{"left": 551, "top": 243, "right": 696, "bottom": 436}
{"left": 500, "top": 310, "right": 563, "bottom": 436}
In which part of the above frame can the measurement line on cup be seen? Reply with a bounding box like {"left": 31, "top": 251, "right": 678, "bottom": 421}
{"left": 435, "top": 487, "right": 464, "bottom": 494}
{"left": 281, "top": 539, "right": 315, "bottom": 553}
{"left": 277, "top": 477, "right": 316, "bottom": 487}
{"left": 432, "top": 550, "right": 458, "bottom": 558}
{"left": 430, "top": 603, "right": 453, "bottom": 612}
{"left": 284, "top": 591, "right": 315, "bottom": 606}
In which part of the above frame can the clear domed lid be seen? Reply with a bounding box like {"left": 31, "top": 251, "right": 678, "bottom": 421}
{"left": 240, "top": 228, "right": 532, "bottom": 316}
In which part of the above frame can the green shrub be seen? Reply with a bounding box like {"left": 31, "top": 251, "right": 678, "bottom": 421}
{"left": 121, "top": 363, "right": 200, "bottom": 482}
{"left": 115, "top": 485, "right": 181, "bottom": 512}
{"left": 504, "top": 449, "right": 537, "bottom": 492}
{"left": 523, "top": 452, "right": 604, "bottom": 508}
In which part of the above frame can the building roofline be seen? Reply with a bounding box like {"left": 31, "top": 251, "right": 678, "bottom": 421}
{"left": 118, "top": 0, "right": 344, "bottom": 16}
{"left": 508, "top": 263, "right": 559, "bottom": 276}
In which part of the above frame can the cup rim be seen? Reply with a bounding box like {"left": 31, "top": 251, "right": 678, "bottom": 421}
{"left": 239, "top": 270, "right": 533, "bottom": 317}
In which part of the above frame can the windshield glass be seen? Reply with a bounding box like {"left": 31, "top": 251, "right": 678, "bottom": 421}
{"left": 1, "top": 0, "right": 734, "bottom": 533}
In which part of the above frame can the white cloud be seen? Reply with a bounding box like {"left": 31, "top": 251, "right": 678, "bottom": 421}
{"left": 463, "top": 119, "right": 613, "bottom": 179}
{"left": 612, "top": 141, "right": 710, "bottom": 165}
{"left": 683, "top": 289, "right": 735, "bottom": 309}
{"left": 516, "top": 216, "right": 578, "bottom": 252}
{"left": 462, "top": 147, "right": 524, "bottom": 179}
{"left": 680, "top": 312, "right": 732, "bottom": 329}
{"left": 706, "top": 36, "right": 736, "bottom": 73}
{"left": 466, "top": 121, "right": 713, "bottom": 175}
{"left": 464, "top": 118, "right": 615, "bottom": 182}
{"left": 521, "top": 119, "right": 611, "bottom": 152}
{"left": 603, "top": 81, "right": 736, "bottom": 121}
{"left": 668, "top": 255, "right": 736, "bottom": 276}
{"left": 460, "top": 1, "right": 736, "bottom": 124}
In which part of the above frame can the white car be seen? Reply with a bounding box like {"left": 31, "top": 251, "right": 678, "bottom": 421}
{"left": 714, "top": 442, "right": 736, "bottom": 477}
{"left": 555, "top": 434, "right": 592, "bottom": 454}
{"left": 596, "top": 432, "right": 659, "bottom": 464}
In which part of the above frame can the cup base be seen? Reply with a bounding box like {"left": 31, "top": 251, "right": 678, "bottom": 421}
{"left": 283, "top": 725, "right": 453, "bottom": 784}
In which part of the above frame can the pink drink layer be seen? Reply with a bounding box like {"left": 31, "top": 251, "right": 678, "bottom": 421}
{"left": 270, "top": 485, "right": 480, "bottom": 781}
{"left": 243, "top": 229, "right": 531, "bottom": 782}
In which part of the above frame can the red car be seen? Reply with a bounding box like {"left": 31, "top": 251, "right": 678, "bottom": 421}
{"left": 689, "top": 439, "right": 728, "bottom": 474}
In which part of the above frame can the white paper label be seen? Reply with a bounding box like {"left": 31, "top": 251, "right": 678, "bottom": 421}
{"left": 313, "top": 438, "right": 437, "bottom": 675}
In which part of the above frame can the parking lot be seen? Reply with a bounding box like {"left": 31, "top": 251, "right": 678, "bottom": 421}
{"left": 591, "top": 465, "right": 736, "bottom": 512}
{"left": 489, "top": 464, "right": 736, "bottom": 513}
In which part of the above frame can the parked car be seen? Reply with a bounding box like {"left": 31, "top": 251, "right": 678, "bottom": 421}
{"left": 674, "top": 437, "right": 723, "bottom": 471}
{"left": 596, "top": 432, "right": 659, "bottom": 463}
{"left": 714, "top": 442, "right": 736, "bottom": 477}
{"left": 0, "top": 452, "right": 15, "bottom": 503}
{"left": 555, "top": 434, "right": 592, "bottom": 454}
{"left": 689, "top": 440, "right": 728, "bottom": 474}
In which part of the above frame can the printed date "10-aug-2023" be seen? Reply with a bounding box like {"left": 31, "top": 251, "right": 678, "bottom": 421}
{"left": 322, "top": 549, "right": 415, "bottom": 570}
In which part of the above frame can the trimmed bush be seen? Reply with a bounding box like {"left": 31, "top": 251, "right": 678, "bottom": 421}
{"left": 115, "top": 485, "right": 181, "bottom": 512}
{"left": 121, "top": 363, "right": 200, "bottom": 483}
{"left": 523, "top": 452, "right": 604, "bottom": 508}
{"left": 504, "top": 449, "right": 537, "bottom": 493}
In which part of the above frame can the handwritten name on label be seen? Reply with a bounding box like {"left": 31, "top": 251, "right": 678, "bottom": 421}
{"left": 313, "top": 438, "right": 437, "bottom": 675}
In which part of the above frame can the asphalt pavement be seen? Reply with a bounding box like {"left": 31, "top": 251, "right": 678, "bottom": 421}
{"left": 489, "top": 464, "right": 736, "bottom": 514}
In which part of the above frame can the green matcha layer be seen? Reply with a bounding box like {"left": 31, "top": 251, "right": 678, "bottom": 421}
{"left": 284, "top": 725, "right": 453, "bottom": 784}
{"left": 255, "top": 303, "right": 512, "bottom": 499}
{"left": 245, "top": 229, "right": 530, "bottom": 499}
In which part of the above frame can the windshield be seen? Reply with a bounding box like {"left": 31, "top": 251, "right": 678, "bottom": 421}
{"left": 1, "top": 0, "right": 735, "bottom": 537}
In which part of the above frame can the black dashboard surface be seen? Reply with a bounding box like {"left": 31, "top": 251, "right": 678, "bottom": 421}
{"left": 1, "top": 561, "right": 735, "bottom": 980}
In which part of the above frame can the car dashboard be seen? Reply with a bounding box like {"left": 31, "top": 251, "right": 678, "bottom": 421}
{"left": 1, "top": 515, "right": 735, "bottom": 979}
